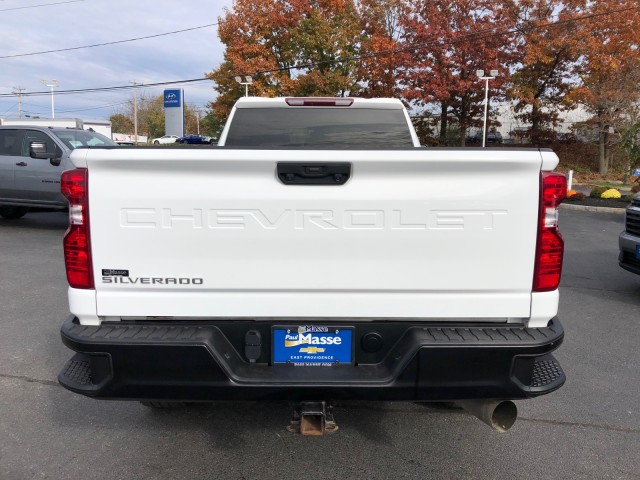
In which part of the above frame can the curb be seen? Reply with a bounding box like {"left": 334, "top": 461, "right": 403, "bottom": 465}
{"left": 560, "top": 203, "right": 626, "bottom": 214}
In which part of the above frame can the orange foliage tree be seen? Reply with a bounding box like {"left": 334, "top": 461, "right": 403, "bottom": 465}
{"left": 401, "top": 0, "right": 517, "bottom": 145}
{"left": 207, "top": 0, "right": 640, "bottom": 161}
{"left": 357, "top": 0, "right": 408, "bottom": 98}
{"left": 207, "top": 0, "right": 362, "bottom": 119}
{"left": 507, "top": 0, "right": 586, "bottom": 145}
{"left": 567, "top": 0, "right": 640, "bottom": 174}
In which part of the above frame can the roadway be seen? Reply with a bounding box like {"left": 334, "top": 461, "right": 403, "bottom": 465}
{"left": 0, "top": 209, "right": 638, "bottom": 479}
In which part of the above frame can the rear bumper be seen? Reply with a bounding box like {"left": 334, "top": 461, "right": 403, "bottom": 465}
{"left": 59, "top": 316, "right": 565, "bottom": 402}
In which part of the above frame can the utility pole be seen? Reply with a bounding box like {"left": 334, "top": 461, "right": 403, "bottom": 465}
{"left": 12, "top": 86, "right": 25, "bottom": 118}
{"left": 130, "top": 81, "right": 139, "bottom": 144}
{"left": 196, "top": 108, "right": 200, "bottom": 134}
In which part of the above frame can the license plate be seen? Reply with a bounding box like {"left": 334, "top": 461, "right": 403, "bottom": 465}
{"left": 272, "top": 326, "right": 354, "bottom": 365}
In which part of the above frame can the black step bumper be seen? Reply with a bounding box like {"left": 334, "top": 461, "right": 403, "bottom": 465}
{"left": 59, "top": 316, "right": 565, "bottom": 402}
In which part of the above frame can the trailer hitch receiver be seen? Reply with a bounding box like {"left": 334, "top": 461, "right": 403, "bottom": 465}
{"left": 288, "top": 401, "right": 338, "bottom": 436}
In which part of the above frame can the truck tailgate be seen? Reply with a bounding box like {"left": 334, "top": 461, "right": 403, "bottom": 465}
{"left": 77, "top": 148, "right": 550, "bottom": 321}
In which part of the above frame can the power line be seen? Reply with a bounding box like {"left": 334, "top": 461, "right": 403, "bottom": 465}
{"left": 22, "top": 101, "right": 50, "bottom": 109}
{"left": 0, "top": 22, "right": 219, "bottom": 59}
{"left": 5, "top": 2, "right": 612, "bottom": 62}
{"left": 0, "top": 4, "right": 637, "bottom": 99}
{"left": 1, "top": 103, "right": 18, "bottom": 116}
{"left": 0, "top": 0, "right": 84, "bottom": 12}
{"left": 0, "top": 77, "right": 211, "bottom": 98}
{"left": 57, "top": 101, "right": 129, "bottom": 114}
{"left": 8, "top": 100, "right": 132, "bottom": 116}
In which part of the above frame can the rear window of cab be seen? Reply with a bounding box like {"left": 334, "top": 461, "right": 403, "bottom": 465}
{"left": 224, "top": 108, "right": 414, "bottom": 148}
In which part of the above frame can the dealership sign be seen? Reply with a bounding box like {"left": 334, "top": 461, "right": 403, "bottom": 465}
{"left": 164, "top": 89, "right": 184, "bottom": 137}
{"left": 164, "top": 89, "right": 182, "bottom": 108}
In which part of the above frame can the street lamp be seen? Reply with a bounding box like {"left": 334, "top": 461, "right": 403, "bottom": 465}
{"left": 476, "top": 70, "right": 498, "bottom": 147}
{"left": 234, "top": 76, "right": 252, "bottom": 97}
{"left": 41, "top": 79, "right": 59, "bottom": 119}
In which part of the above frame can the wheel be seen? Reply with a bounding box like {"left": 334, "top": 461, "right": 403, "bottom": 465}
{"left": 153, "top": 140, "right": 160, "bottom": 145}
{"left": 0, "top": 206, "right": 28, "bottom": 219}
{"left": 140, "top": 401, "right": 188, "bottom": 409}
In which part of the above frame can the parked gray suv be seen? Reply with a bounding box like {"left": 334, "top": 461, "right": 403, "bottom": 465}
{"left": 0, "top": 126, "right": 117, "bottom": 219}
{"left": 619, "top": 192, "right": 640, "bottom": 275}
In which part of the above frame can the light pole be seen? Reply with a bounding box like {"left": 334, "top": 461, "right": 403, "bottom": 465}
{"left": 476, "top": 70, "right": 498, "bottom": 147}
{"left": 234, "top": 76, "right": 253, "bottom": 97}
{"left": 41, "top": 79, "right": 59, "bottom": 118}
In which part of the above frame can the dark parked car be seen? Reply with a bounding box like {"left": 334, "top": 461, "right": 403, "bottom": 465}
{"left": 467, "top": 130, "right": 503, "bottom": 144}
{"left": 176, "top": 134, "right": 214, "bottom": 145}
{"left": 619, "top": 193, "right": 640, "bottom": 275}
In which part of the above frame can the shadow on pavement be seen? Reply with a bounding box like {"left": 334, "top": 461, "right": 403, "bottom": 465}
{"left": 0, "top": 211, "right": 68, "bottom": 231}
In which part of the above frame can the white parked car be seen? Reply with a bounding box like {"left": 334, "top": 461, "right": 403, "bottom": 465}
{"left": 151, "top": 135, "right": 178, "bottom": 145}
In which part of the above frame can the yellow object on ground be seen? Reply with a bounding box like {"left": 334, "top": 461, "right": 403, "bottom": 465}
{"left": 601, "top": 188, "right": 621, "bottom": 199}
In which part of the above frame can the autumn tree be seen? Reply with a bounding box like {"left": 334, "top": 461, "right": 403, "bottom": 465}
{"left": 199, "top": 110, "right": 225, "bottom": 138}
{"left": 182, "top": 107, "right": 224, "bottom": 137}
{"left": 357, "top": 0, "right": 408, "bottom": 98}
{"left": 115, "top": 94, "right": 202, "bottom": 139}
{"left": 111, "top": 95, "right": 163, "bottom": 137}
{"left": 184, "top": 106, "right": 203, "bottom": 136}
{"left": 136, "top": 95, "right": 166, "bottom": 139}
{"left": 620, "top": 119, "right": 640, "bottom": 178}
{"left": 208, "top": 0, "right": 305, "bottom": 118}
{"left": 507, "top": 0, "right": 585, "bottom": 145}
{"left": 402, "top": 0, "right": 516, "bottom": 145}
{"left": 109, "top": 113, "right": 134, "bottom": 133}
{"left": 296, "top": 2, "right": 363, "bottom": 96}
{"left": 567, "top": 0, "right": 640, "bottom": 174}
{"left": 208, "top": 0, "right": 362, "bottom": 120}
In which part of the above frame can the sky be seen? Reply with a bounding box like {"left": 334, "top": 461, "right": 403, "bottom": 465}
{"left": 0, "top": 0, "right": 233, "bottom": 121}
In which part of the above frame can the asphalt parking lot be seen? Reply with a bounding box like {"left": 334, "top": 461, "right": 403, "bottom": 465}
{"left": 1, "top": 208, "right": 639, "bottom": 480}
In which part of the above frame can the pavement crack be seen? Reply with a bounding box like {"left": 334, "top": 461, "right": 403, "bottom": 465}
{"left": 519, "top": 416, "right": 640, "bottom": 434}
{"left": 0, "top": 373, "right": 60, "bottom": 388}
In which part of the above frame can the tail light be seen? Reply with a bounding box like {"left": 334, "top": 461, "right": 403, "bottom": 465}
{"left": 533, "top": 172, "right": 566, "bottom": 292}
{"left": 61, "top": 168, "right": 94, "bottom": 289}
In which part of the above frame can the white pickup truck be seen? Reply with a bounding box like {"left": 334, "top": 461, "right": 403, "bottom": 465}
{"left": 58, "top": 97, "right": 566, "bottom": 434}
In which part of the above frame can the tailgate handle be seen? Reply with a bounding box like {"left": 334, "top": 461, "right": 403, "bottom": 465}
{"left": 277, "top": 162, "right": 351, "bottom": 185}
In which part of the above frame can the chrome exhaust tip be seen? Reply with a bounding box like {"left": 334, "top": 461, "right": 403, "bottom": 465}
{"left": 455, "top": 400, "right": 518, "bottom": 433}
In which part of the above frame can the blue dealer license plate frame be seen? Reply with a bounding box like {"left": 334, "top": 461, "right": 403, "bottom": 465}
{"left": 272, "top": 326, "right": 354, "bottom": 365}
